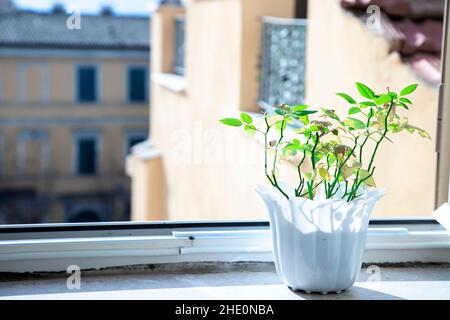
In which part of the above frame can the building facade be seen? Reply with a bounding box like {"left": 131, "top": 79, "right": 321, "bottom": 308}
{"left": 127, "top": 0, "right": 443, "bottom": 221}
{"left": 0, "top": 2, "right": 150, "bottom": 224}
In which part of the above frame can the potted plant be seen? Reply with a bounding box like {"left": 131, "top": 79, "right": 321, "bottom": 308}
{"left": 220, "top": 82, "right": 430, "bottom": 294}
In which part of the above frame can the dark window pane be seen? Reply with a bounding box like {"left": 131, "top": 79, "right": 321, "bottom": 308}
{"left": 77, "top": 138, "right": 96, "bottom": 175}
{"left": 128, "top": 67, "right": 147, "bottom": 102}
{"left": 128, "top": 136, "right": 146, "bottom": 152}
{"left": 77, "top": 66, "right": 97, "bottom": 103}
{"left": 69, "top": 210, "right": 101, "bottom": 223}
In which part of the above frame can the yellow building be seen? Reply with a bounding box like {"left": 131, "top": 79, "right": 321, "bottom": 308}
{"left": 0, "top": 2, "right": 149, "bottom": 224}
{"left": 127, "top": 0, "right": 443, "bottom": 221}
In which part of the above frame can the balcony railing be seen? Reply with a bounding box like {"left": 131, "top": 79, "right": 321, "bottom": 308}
{"left": 173, "top": 15, "right": 185, "bottom": 76}
{"left": 259, "top": 16, "right": 307, "bottom": 110}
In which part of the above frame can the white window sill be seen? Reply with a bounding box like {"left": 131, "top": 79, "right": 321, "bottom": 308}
{"left": 152, "top": 72, "right": 186, "bottom": 93}
{"left": 0, "top": 220, "right": 449, "bottom": 273}
{"left": 127, "top": 139, "right": 160, "bottom": 160}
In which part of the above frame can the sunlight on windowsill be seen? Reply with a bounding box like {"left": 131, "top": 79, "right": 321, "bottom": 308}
{"left": 0, "top": 262, "right": 449, "bottom": 300}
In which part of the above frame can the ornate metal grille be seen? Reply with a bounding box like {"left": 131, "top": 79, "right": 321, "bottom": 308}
{"left": 174, "top": 16, "right": 185, "bottom": 76}
{"left": 259, "top": 17, "right": 307, "bottom": 109}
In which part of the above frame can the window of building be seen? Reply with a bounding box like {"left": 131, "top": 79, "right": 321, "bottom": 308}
{"left": 18, "top": 63, "right": 49, "bottom": 105}
{"left": 74, "top": 133, "right": 99, "bottom": 175}
{"left": 76, "top": 65, "right": 98, "bottom": 103}
{"left": 17, "top": 130, "right": 48, "bottom": 176}
{"left": 125, "top": 132, "right": 147, "bottom": 154}
{"left": 127, "top": 66, "right": 148, "bottom": 103}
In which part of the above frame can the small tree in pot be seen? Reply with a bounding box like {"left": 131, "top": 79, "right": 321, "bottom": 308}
{"left": 220, "top": 83, "right": 430, "bottom": 294}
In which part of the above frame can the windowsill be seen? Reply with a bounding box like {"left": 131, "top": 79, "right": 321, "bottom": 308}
{"left": 1, "top": 262, "right": 450, "bottom": 300}
{"left": 152, "top": 72, "right": 186, "bottom": 94}
{"left": 127, "top": 139, "right": 161, "bottom": 160}
{"left": 0, "top": 220, "right": 449, "bottom": 273}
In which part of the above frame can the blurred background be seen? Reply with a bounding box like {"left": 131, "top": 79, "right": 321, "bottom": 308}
{"left": 0, "top": 0, "right": 445, "bottom": 224}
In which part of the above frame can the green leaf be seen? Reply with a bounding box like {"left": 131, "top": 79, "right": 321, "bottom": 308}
{"left": 399, "top": 97, "right": 412, "bottom": 104}
{"left": 348, "top": 107, "right": 361, "bottom": 115}
{"left": 219, "top": 118, "right": 242, "bottom": 127}
{"left": 374, "top": 94, "right": 392, "bottom": 105}
{"left": 388, "top": 92, "right": 398, "bottom": 100}
{"left": 360, "top": 101, "right": 377, "bottom": 108}
{"left": 240, "top": 112, "right": 252, "bottom": 124}
{"left": 396, "top": 101, "right": 409, "bottom": 110}
{"left": 321, "top": 108, "right": 340, "bottom": 121}
{"left": 342, "top": 165, "right": 354, "bottom": 179}
{"left": 336, "top": 93, "right": 357, "bottom": 105}
{"left": 319, "top": 167, "right": 330, "bottom": 181}
{"left": 296, "top": 110, "right": 318, "bottom": 116}
{"left": 346, "top": 117, "right": 366, "bottom": 130}
{"left": 356, "top": 82, "right": 375, "bottom": 99}
{"left": 404, "top": 125, "right": 431, "bottom": 139}
{"left": 388, "top": 123, "right": 402, "bottom": 133}
{"left": 417, "top": 128, "right": 431, "bottom": 139}
{"left": 299, "top": 115, "right": 310, "bottom": 126}
{"left": 244, "top": 125, "right": 257, "bottom": 136}
{"left": 275, "top": 119, "right": 287, "bottom": 131}
{"left": 293, "top": 105, "right": 309, "bottom": 112}
{"left": 400, "top": 84, "right": 418, "bottom": 96}
{"left": 359, "top": 169, "right": 376, "bottom": 187}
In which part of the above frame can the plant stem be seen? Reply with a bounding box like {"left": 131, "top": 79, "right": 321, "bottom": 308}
{"left": 359, "top": 108, "right": 374, "bottom": 163}
{"left": 348, "top": 167, "right": 376, "bottom": 201}
{"left": 263, "top": 118, "right": 274, "bottom": 186}
{"left": 367, "top": 101, "right": 394, "bottom": 172}
{"left": 263, "top": 116, "right": 289, "bottom": 200}
{"left": 346, "top": 168, "right": 360, "bottom": 202}
{"left": 328, "top": 136, "right": 359, "bottom": 197}
{"left": 295, "top": 137, "right": 310, "bottom": 197}
{"left": 300, "top": 180, "right": 323, "bottom": 198}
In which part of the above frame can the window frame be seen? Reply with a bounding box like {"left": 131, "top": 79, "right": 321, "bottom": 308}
{"left": 124, "top": 130, "right": 148, "bottom": 157}
{"left": 1, "top": 1, "right": 450, "bottom": 274}
{"left": 75, "top": 64, "right": 100, "bottom": 104}
{"left": 73, "top": 131, "right": 100, "bottom": 176}
{"left": 436, "top": 0, "right": 450, "bottom": 206}
{"left": 0, "top": 218, "right": 449, "bottom": 273}
{"left": 126, "top": 64, "right": 148, "bottom": 104}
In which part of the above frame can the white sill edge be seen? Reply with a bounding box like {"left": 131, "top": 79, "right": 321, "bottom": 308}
{"left": 152, "top": 72, "right": 186, "bottom": 93}
{"left": 0, "top": 228, "right": 450, "bottom": 273}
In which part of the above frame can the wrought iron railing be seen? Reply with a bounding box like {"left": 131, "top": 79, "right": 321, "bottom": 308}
{"left": 259, "top": 16, "right": 307, "bottom": 110}
{"left": 174, "top": 15, "right": 185, "bottom": 76}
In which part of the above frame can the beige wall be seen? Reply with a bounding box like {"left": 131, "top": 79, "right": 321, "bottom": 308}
{"left": 305, "top": 0, "right": 438, "bottom": 216}
{"left": 128, "top": 0, "right": 439, "bottom": 221}
{"left": 129, "top": 0, "right": 295, "bottom": 221}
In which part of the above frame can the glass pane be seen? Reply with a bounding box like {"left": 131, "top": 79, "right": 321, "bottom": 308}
{"left": 77, "top": 66, "right": 97, "bottom": 103}
{"left": 77, "top": 138, "right": 96, "bottom": 175}
{"left": 0, "top": 0, "right": 446, "bottom": 225}
{"left": 128, "top": 68, "right": 147, "bottom": 102}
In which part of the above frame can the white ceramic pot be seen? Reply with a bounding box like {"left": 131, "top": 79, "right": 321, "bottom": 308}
{"left": 256, "top": 183, "right": 384, "bottom": 294}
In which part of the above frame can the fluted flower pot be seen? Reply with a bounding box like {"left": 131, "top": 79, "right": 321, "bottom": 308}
{"left": 256, "top": 184, "right": 384, "bottom": 294}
